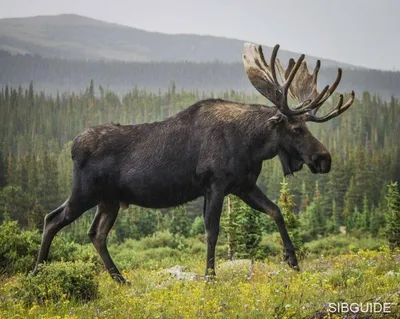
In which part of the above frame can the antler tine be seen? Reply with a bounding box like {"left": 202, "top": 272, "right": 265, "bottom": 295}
{"left": 268, "top": 44, "right": 280, "bottom": 86}
{"left": 306, "top": 91, "right": 355, "bottom": 123}
{"left": 243, "top": 42, "right": 355, "bottom": 120}
{"left": 243, "top": 43, "right": 315, "bottom": 116}
{"left": 307, "top": 68, "right": 343, "bottom": 115}
{"left": 243, "top": 43, "right": 284, "bottom": 109}
{"left": 275, "top": 52, "right": 355, "bottom": 121}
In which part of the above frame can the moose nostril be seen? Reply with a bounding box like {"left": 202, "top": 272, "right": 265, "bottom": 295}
{"left": 312, "top": 152, "right": 330, "bottom": 162}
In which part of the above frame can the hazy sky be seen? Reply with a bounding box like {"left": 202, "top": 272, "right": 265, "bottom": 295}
{"left": 0, "top": 0, "right": 399, "bottom": 70}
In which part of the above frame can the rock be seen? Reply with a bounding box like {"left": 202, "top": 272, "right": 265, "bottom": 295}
{"left": 159, "top": 265, "right": 203, "bottom": 281}
{"left": 218, "top": 259, "right": 266, "bottom": 272}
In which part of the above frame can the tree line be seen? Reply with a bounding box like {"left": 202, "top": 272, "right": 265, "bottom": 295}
{"left": 1, "top": 50, "right": 400, "bottom": 98}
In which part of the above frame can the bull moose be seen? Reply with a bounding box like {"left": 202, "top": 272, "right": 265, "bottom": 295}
{"left": 34, "top": 43, "right": 355, "bottom": 283}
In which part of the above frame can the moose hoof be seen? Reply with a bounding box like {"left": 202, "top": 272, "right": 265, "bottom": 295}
{"left": 112, "top": 274, "right": 130, "bottom": 285}
{"left": 284, "top": 251, "right": 300, "bottom": 271}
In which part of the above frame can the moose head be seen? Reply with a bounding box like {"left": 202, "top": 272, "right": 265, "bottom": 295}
{"left": 243, "top": 43, "right": 355, "bottom": 176}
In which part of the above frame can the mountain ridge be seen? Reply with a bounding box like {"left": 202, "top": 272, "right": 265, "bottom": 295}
{"left": 0, "top": 14, "right": 361, "bottom": 69}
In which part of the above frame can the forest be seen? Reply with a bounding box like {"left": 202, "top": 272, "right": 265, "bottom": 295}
{"left": 0, "top": 81, "right": 399, "bottom": 318}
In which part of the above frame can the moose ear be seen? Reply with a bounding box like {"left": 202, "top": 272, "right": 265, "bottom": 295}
{"left": 267, "top": 113, "right": 287, "bottom": 125}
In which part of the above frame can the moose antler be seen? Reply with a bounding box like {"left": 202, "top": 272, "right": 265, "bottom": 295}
{"left": 242, "top": 43, "right": 355, "bottom": 122}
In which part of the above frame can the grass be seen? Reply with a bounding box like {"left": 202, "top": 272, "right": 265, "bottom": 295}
{"left": 1, "top": 248, "right": 399, "bottom": 319}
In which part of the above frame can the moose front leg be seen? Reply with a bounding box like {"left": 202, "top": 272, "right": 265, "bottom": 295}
{"left": 203, "top": 185, "right": 225, "bottom": 277}
{"left": 236, "top": 185, "right": 299, "bottom": 270}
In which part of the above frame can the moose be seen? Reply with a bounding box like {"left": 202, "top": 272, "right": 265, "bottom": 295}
{"left": 34, "top": 43, "right": 354, "bottom": 283}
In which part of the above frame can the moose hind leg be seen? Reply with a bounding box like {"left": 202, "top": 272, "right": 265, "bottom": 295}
{"left": 88, "top": 201, "right": 126, "bottom": 283}
{"left": 34, "top": 196, "right": 93, "bottom": 273}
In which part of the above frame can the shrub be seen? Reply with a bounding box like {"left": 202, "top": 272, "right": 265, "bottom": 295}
{"left": 0, "top": 220, "right": 41, "bottom": 274}
{"left": 136, "top": 231, "right": 180, "bottom": 249}
{"left": 0, "top": 220, "right": 99, "bottom": 274}
{"left": 112, "top": 246, "right": 181, "bottom": 270}
{"left": 305, "top": 234, "right": 387, "bottom": 256}
{"left": 190, "top": 216, "right": 205, "bottom": 237}
{"left": 16, "top": 261, "right": 98, "bottom": 304}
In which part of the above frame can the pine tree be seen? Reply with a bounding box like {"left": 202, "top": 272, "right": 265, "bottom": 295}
{"left": 221, "top": 195, "right": 240, "bottom": 260}
{"left": 0, "top": 150, "right": 6, "bottom": 188}
{"left": 27, "top": 199, "right": 46, "bottom": 230}
{"left": 305, "top": 182, "right": 325, "bottom": 238}
{"left": 361, "top": 194, "right": 371, "bottom": 232}
{"left": 221, "top": 195, "right": 263, "bottom": 261}
{"left": 385, "top": 182, "right": 400, "bottom": 249}
{"left": 134, "top": 207, "right": 158, "bottom": 238}
{"left": 38, "top": 151, "right": 59, "bottom": 211}
{"left": 278, "top": 179, "right": 302, "bottom": 250}
{"left": 169, "top": 206, "right": 190, "bottom": 237}
{"left": 327, "top": 199, "right": 340, "bottom": 234}
{"left": 343, "top": 176, "right": 358, "bottom": 227}
{"left": 6, "top": 153, "right": 17, "bottom": 186}
{"left": 235, "top": 198, "right": 263, "bottom": 261}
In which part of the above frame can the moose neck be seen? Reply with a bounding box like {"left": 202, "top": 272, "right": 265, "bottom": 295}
{"left": 235, "top": 105, "right": 281, "bottom": 163}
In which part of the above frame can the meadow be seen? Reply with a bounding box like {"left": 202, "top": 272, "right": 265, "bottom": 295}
{"left": 0, "top": 220, "right": 399, "bottom": 319}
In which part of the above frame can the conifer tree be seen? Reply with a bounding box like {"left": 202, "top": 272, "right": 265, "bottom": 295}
{"left": 305, "top": 182, "right": 325, "bottom": 238}
{"left": 221, "top": 195, "right": 263, "bottom": 261}
{"left": 361, "top": 194, "right": 371, "bottom": 232}
{"left": 343, "top": 176, "right": 358, "bottom": 227}
{"left": 169, "top": 206, "right": 190, "bottom": 237}
{"left": 278, "top": 179, "right": 302, "bottom": 250}
{"left": 221, "top": 195, "right": 240, "bottom": 260}
{"left": 0, "top": 150, "right": 6, "bottom": 188}
{"left": 235, "top": 199, "right": 263, "bottom": 261}
{"left": 327, "top": 199, "right": 340, "bottom": 234}
{"left": 385, "top": 182, "right": 400, "bottom": 249}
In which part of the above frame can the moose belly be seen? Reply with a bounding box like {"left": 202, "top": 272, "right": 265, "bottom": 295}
{"left": 119, "top": 174, "right": 202, "bottom": 209}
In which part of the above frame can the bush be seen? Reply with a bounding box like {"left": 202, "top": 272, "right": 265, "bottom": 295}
{"left": 111, "top": 246, "right": 181, "bottom": 270}
{"left": 0, "top": 220, "right": 41, "bottom": 274}
{"left": 136, "top": 231, "right": 181, "bottom": 249}
{"left": 0, "top": 220, "right": 99, "bottom": 274}
{"left": 305, "top": 234, "right": 387, "bottom": 256}
{"left": 16, "top": 261, "right": 98, "bottom": 304}
{"left": 190, "top": 216, "right": 205, "bottom": 237}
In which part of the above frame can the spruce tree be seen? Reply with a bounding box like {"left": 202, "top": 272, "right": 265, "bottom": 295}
{"left": 343, "top": 176, "right": 358, "bottom": 227}
{"left": 361, "top": 194, "right": 371, "bottom": 232}
{"left": 221, "top": 195, "right": 263, "bottom": 261}
{"left": 278, "top": 179, "right": 302, "bottom": 250}
{"left": 385, "top": 182, "right": 400, "bottom": 249}
{"left": 235, "top": 199, "right": 263, "bottom": 261}
{"left": 327, "top": 199, "right": 340, "bottom": 234}
{"left": 0, "top": 150, "right": 6, "bottom": 188}
{"left": 169, "top": 206, "right": 190, "bottom": 237}
{"left": 304, "top": 182, "right": 325, "bottom": 238}
{"left": 221, "top": 195, "right": 240, "bottom": 260}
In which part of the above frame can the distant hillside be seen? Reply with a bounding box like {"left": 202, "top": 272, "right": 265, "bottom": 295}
{"left": 1, "top": 50, "right": 399, "bottom": 98}
{"left": 0, "top": 14, "right": 358, "bottom": 69}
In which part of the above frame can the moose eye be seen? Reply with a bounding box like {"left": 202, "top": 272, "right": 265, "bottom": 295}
{"left": 293, "top": 127, "right": 302, "bottom": 135}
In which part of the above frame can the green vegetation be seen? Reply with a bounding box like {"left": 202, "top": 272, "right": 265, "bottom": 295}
{"left": 0, "top": 221, "right": 399, "bottom": 318}
{"left": 16, "top": 261, "right": 98, "bottom": 305}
